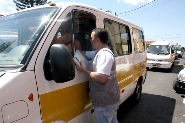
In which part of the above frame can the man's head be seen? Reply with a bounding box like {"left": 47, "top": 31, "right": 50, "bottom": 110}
{"left": 91, "top": 28, "right": 108, "bottom": 44}
{"left": 91, "top": 28, "right": 108, "bottom": 50}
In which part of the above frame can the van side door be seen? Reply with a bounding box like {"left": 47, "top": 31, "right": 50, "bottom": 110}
{"left": 34, "top": 6, "right": 97, "bottom": 123}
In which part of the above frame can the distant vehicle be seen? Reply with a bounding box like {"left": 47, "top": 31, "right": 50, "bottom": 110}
{"left": 146, "top": 41, "right": 175, "bottom": 71}
{"left": 174, "top": 46, "right": 183, "bottom": 58}
{"left": 174, "top": 49, "right": 178, "bottom": 60}
{"left": 173, "top": 67, "right": 185, "bottom": 92}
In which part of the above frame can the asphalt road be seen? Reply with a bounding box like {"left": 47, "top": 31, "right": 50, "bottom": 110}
{"left": 117, "top": 56, "right": 185, "bottom": 123}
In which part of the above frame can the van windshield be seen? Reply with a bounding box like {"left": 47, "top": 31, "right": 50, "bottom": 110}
{"left": 0, "top": 7, "right": 58, "bottom": 67}
{"left": 174, "top": 47, "right": 181, "bottom": 51}
{"left": 147, "top": 45, "right": 170, "bottom": 54}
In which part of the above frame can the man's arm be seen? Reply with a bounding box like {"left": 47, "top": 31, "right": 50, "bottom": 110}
{"left": 76, "top": 65, "right": 108, "bottom": 84}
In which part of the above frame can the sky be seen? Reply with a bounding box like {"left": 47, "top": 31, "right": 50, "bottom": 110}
{"left": 0, "top": 0, "right": 185, "bottom": 47}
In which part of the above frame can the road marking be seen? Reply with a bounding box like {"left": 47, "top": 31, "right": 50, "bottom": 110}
{"left": 183, "top": 98, "right": 185, "bottom": 104}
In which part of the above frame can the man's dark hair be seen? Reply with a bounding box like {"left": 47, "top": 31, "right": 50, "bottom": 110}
{"left": 92, "top": 28, "right": 108, "bottom": 44}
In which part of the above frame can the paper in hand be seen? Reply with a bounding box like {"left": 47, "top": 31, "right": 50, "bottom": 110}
{"left": 73, "top": 57, "right": 80, "bottom": 66}
{"left": 74, "top": 50, "right": 88, "bottom": 68}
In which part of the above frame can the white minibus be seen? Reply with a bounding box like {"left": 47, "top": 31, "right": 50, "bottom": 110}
{"left": 147, "top": 41, "right": 175, "bottom": 71}
{"left": 0, "top": 2, "right": 147, "bottom": 123}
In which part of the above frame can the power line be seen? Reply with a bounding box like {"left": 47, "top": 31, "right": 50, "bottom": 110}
{"left": 120, "top": 0, "right": 175, "bottom": 16}
{"left": 147, "top": 34, "right": 185, "bottom": 38}
{"left": 152, "top": 34, "right": 184, "bottom": 38}
{"left": 148, "top": 36, "right": 184, "bottom": 39}
{"left": 123, "top": 0, "right": 156, "bottom": 14}
{"left": 145, "top": 26, "right": 185, "bottom": 32}
{"left": 146, "top": 33, "right": 185, "bottom": 41}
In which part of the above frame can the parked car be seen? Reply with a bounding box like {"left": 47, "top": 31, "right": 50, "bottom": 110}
{"left": 173, "top": 67, "right": 185, "bottom": 92}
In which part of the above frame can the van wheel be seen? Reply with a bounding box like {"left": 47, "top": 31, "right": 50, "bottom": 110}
{"left": 131, "top": 81, "right": 142, "bottom": 104}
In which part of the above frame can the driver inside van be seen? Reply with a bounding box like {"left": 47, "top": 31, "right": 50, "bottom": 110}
{"left": 53, "top": 32, "right": 82, "bottom": 51}
{"left": 53, "top": 12, "right": 82, "bottom": 51}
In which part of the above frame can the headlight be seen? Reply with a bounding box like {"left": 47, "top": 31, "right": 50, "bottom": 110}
{"left": 178, "top": 73, "right": 185, "bottom": 81}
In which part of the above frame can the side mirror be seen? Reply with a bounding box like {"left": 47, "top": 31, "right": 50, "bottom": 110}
{"left": 50, "top": 44, "right": 75, "bottom": 83}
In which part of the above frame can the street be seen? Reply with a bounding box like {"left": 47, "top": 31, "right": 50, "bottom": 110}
{"left": 118, "top": 56, "right": 185, "bottom": 123}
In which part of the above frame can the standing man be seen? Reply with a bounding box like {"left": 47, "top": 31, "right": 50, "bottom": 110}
{"left": 76, "top": 28, "right": 120, "bottom": 123}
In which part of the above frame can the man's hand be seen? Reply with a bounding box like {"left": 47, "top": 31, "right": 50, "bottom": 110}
{"left": 76, "top": 61, "right": 86, "bottom": 73}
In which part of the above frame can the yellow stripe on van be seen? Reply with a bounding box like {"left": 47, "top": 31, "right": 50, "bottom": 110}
{"left": 117, "top": 67, "right": 133, "bottom": 89}
{"left": 40, "top": 81, "right": 91, "bottom": 123}
{"left": 40, "top": 70, "right": 130, "bottom": 123}
{"left": 39, "top": 62, "right": 146, "bottom": 123}
{"left": 117, "top": 60, "right": 146, "bottom": 89}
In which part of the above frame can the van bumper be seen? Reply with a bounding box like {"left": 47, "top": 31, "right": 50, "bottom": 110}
{"left": 147, "top": 61, "right": 172, "bottom": 69}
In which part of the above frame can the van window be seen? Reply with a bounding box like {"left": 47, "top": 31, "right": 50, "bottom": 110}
{"left": 73, "top": 11, "right": 96, "bottom": 51}
{"left": 0, "top": 7, "right": 58, "bottom": 66}
{"left": 174, "top": 47, "right": 181, "bottom": 51}
{"left": 120, "top": 24, "right": 131, "bottom": 54}
{"left": 147, "top": 45, "right": 170, "bottom": 54}
{"left": 132, "top": 28, "right": 145, "bottom": 52}
{"left": 44, "top": 10, "right": 96, "bottom": 80}
{"left": 104, "top": 19, "right": 131, "bottom": 56}
{"left": 52, "top": 12, "right": 73, "bottom": 51}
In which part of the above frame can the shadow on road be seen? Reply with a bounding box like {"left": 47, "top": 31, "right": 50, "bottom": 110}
{"left": 117, "top": 93, "right": 176, "bottom": 123}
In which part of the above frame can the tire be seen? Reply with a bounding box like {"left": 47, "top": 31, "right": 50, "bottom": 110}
{"left": 173, "top": 78, "right": 179, "bottom": 93}
{"left": 168, "top": 67, "right": 172, "bottom": 72}
{"left": 168, "top": 64, "right": 173, "bottom": 72}
{"left": 131, "top": 80, "right": 142, "bottom": 104}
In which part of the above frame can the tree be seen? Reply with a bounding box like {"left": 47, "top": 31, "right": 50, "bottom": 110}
{"left": 98, "top": 8, "right": 112, "bottom": 14}
{"left": 105, "top": 10, "right": 112, "bottom": 14}
{"left": 13, "top": 0, "right": 48, "bottom": 11}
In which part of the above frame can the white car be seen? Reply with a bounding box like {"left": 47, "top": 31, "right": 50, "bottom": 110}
{"left": 173, "top": 67, "right": 185, "bottom": 92}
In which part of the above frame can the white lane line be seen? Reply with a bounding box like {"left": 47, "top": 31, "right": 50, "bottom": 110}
{"left": 183, "top": 98, "right": 185, "bottom": 104}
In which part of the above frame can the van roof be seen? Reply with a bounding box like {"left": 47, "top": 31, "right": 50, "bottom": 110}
{"left": 151, "top": 41, "right": 172, "bottom": 45}
{"left": 2, "top": 2, "right": 142, "bottom": 30}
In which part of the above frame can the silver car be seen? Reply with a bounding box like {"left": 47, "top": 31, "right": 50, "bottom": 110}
{"left": 173, "top": 67, "right": 185, "bottom": 92}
